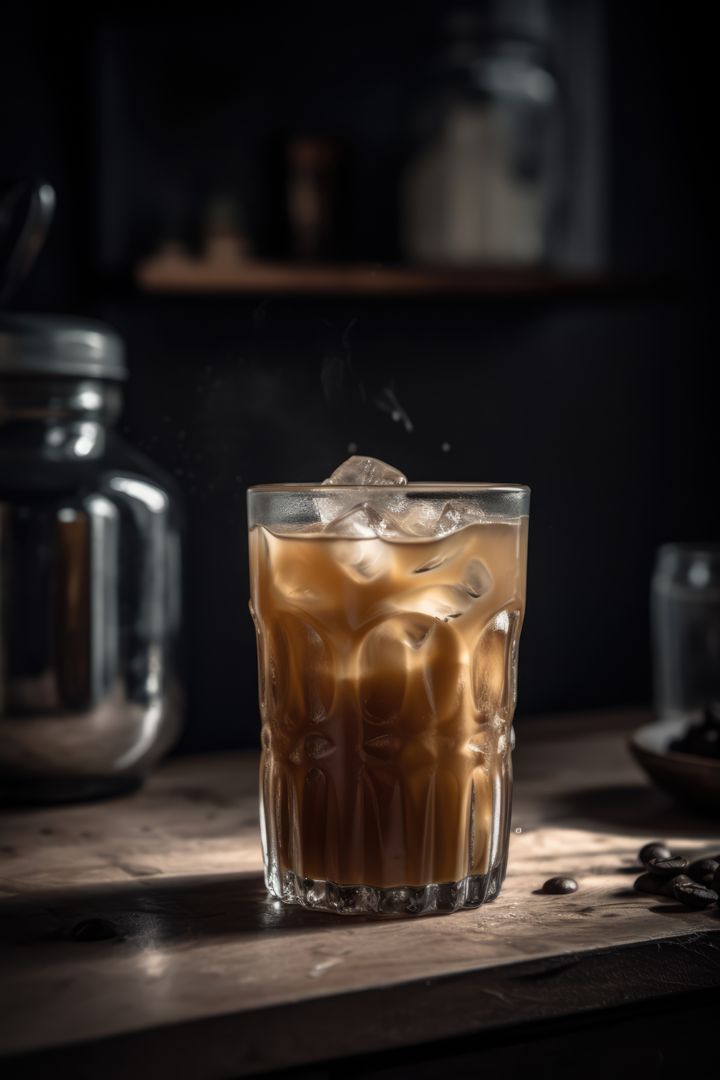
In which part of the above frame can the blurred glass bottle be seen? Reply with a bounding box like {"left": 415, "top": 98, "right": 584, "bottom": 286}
{"left": 652, "top": 544, "right": 720, "bottom": 722}
{"left": 0, "top": 316, "right": 183, "bottom": 803}
{"left": 402, "top": 0, "right": 566, "bottom": 266}
{"left": 286, "top": 137, "right": 345, "bottom": 261}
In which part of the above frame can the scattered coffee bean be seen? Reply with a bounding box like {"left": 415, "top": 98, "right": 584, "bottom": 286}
{"left": 687, "top": 859, "right": 719, "bottom": 886}
{"left": 660, "top": 873, "right": 693, "bottom": 897}
{"left": 541, "top": 876, "right": 578, "bottom": 895}
{"left": 638, "top": 841, "right": 672, "bottom": 866}
{"left": 646, "top": 855, "right": 688, "bottom": 877}
{"left": 71, "top": 918, "right": 119, "bottom": 942}
{"left": 631, "top": 845, "right": 720, "bottom": 912}
{"left": 634, "top": 872, "right": 666, "bottom": 896}
{"left": 672, "top": 879, "right": 718, "bottom": 910}
{"left": 634, "top": 872, "right": 692, "bottom": 898}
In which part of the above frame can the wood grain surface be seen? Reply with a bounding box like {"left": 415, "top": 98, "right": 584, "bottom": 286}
{"left": 1, "top": 710, "right": 719, "bottom": 1077}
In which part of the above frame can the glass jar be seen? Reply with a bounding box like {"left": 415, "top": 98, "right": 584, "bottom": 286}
{"left": 0, "top": 315, "right": 183, "bottom": 803}
{"left": 651, "top": 543, "right": 720, "bottom": 722}
{"left": 402, "top": 1, "right": 565, "bottom": 266}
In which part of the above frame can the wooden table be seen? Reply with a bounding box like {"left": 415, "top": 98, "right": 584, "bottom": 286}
{"left": 1, "top": 711, "right": 719, "bottom": 1078}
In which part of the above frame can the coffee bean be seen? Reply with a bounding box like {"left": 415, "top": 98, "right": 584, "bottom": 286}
{"left": 634, "top": 872, "right": 692, "bottom": 898}
{"left": 688, "top": 859, "right": 719, "bottom": 886}
{"left": 646, "top": 855, "right": 688, "bottom": 877}
{"left": 638, "top": 842, "right": 671, "bottom": 866}
{"left": 71, "top": 918, "right": 119, "bottom": 942}
{"left": 660, "top": 873, "right": 693, "bottom": 897}
{"left": 541, "top": 876, "right": 578, "bottom": 895}
{"left": 634, "top": 872, "right": 666, "bottom": 896}
{"left": 672, "top": 880, "right": 718, "bottom": 910}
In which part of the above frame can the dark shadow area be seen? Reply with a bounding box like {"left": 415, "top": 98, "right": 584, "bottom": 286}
{"left": 0, "top": 870, "right": 372, "bottom": 952}
{"left": 541, "top": 784, "right": 720, "bottom": 839}
{"left": 268, "top": 990, "right": 720, "bottom": 1079}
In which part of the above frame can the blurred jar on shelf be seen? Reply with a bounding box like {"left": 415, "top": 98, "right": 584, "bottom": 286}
{"left": 202, "top": 192, "right": 252, "bottom": 264}
{"left": 402, "top": 0, "right": 567, "bottom": 266}
{"left": 0, "top": 316, "right": 183, "bottom": 803}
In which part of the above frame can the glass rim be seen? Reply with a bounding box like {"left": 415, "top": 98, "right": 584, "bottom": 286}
{"left": 247, "top": 482, "right": 530, "bottom": 495}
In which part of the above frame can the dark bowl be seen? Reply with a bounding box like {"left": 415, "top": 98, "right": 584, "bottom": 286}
{"left": 629, "top": 719, "right": 720, "bottom": 814}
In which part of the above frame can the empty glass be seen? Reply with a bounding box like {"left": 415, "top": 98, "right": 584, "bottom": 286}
{"left": 652, "top": 543, "right": 720, "bottom": 722}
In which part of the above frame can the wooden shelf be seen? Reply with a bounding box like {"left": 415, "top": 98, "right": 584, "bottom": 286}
{"left": 135, "top": 254, "right": 618, "bottom": 298}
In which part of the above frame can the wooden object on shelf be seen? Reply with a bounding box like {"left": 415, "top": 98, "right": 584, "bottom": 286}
{"left": 135, "top": 252, "right": 616, "bottom": 297}
{"left": 2, "top": 710, "right": 719, "bottom": 1076}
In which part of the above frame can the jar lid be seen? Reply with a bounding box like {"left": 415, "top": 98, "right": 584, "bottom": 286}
{"left": 0, "top": 314, "right": 127, "bottom": 380}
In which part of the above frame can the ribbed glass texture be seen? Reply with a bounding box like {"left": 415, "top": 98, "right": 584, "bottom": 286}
{"left": 248, "top": 484, "right": 529, "bottom": 916}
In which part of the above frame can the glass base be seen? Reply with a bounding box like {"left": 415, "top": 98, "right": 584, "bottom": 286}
{"left": 267, "top": 863, "right": 505, "bottom": 917}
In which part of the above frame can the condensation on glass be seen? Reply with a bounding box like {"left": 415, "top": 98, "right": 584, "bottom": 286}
{"left": 248, "top": 483, "right": 529, "bottom": 916}
{"left": 0, "top": 315, "right": 183, "bottom": 803}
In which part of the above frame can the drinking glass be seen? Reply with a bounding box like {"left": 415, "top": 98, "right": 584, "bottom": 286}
{"left": 248, "top": 483, "right": 529, "bottom": 915}
{"left": 652, "top": 543, "right": 720, "bottom": 721}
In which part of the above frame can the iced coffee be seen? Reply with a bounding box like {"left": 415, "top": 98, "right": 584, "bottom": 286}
{"left": 248, "top": 458, "right": 529, "bottom": 915}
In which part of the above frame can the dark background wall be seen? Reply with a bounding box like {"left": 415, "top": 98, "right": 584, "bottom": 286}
{"left": 1, "top": 1, "right": 716, "bottom": 752}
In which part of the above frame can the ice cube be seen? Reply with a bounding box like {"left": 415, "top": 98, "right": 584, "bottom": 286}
{"left": 315, "top": 457, "right": 407, "bottom": 526}
{"left": 434, "top": 499, "right": 486, "bottom": 537}
{"left": 413, "top": 552, "right": 451, "bottom": 574}
{"left": 333, "top": 538, "right": 388, "bottom": 582}
{"left": 375, "top": 497, "right": 485, "bottom": 540}
{"left": 266, "top": 520, "right": 325, "bottom": 537}
{"left": 388, "top": 584, "right": 476, "bottom": 621}
{"left": 323, "top": 456, "right": 407, "bottom": 487}
{"left": 462, "top": 558, "right": 493, "bottom": 598}
{"left": 388, "top": 499, "right": 442, "bottom": 538}
{"left": 318, "top": 494, "right": 417, "bottom": 538}
{"left": 323, "top": 503, "right": 384, "bottom": 538}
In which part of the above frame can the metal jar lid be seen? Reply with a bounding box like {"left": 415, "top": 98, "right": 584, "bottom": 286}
{"left": 0, "top": 314, "right": 127, "bottom": 380}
